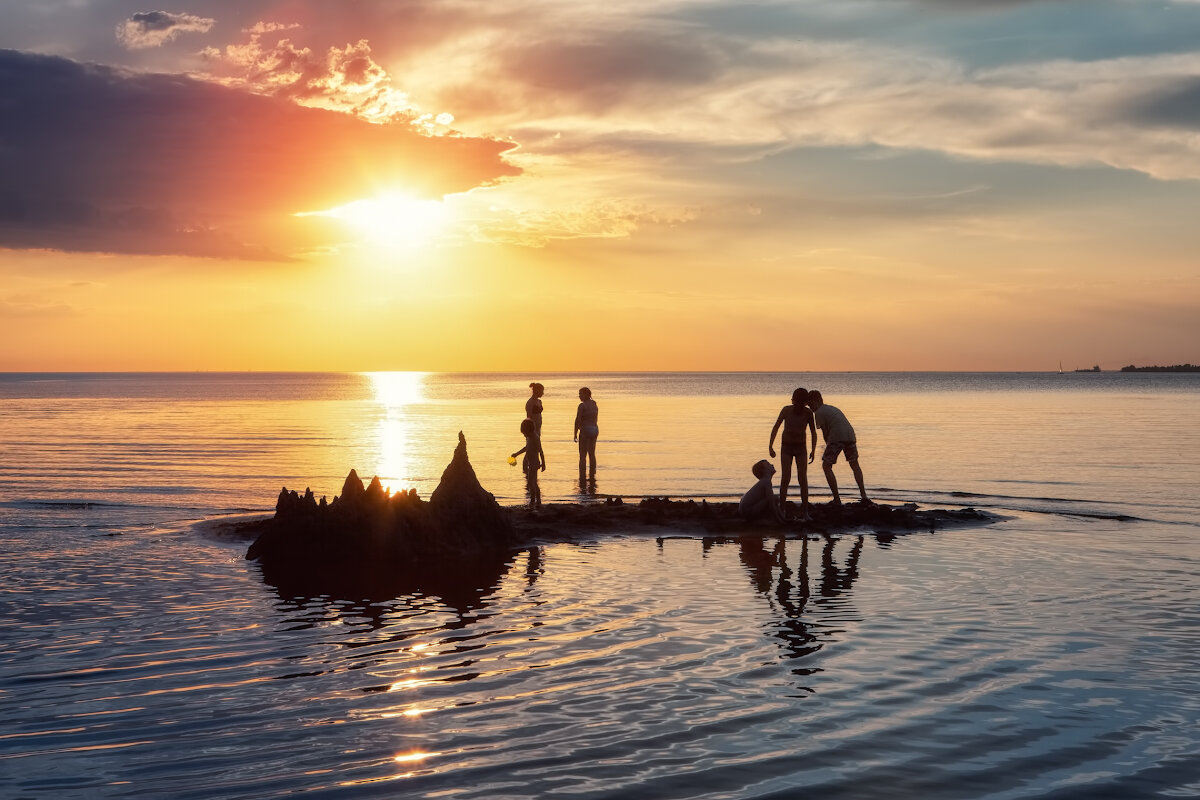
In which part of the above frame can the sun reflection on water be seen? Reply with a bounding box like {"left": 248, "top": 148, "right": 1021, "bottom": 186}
{"left": 365, "top": 371, "right": 428, "bottom": 494}
{"left": 394, "top": 751, "right": 441, "bottom": 764}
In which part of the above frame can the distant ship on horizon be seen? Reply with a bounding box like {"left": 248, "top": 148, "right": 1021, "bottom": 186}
{"left": 1074, "top": 365, "right": 1102, "bottom": 373}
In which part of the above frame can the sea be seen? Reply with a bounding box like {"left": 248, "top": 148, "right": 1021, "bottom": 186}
{"left": 1, "top": 371, "right": 1197, "bottom": 799}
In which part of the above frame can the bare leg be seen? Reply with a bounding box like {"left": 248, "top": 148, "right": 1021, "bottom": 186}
{"left": 823, "top": 461, "right": 841, "bottom": 504}
{"left": 798, "top": 465, "right": 810, "bottom": 517}
{"left": 779, "top": 455, "right": 793, "bottom": 514}
{"left": 579, "top": 436, "right": 598, "bottom": 484}
{"left": 526, "top": 469, "right": 541, "bottom": 508}
{"left": 849, "top": 459, "right": 869, "bottom": 503}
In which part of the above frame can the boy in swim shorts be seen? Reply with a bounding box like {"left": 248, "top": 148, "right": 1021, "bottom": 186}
{"left": 806, "top": 390, "right": 870, "bottom": 505}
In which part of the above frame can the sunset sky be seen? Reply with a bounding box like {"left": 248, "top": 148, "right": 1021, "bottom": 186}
{"left": 2, "top": 0, "right": 1198, "bottom": 371}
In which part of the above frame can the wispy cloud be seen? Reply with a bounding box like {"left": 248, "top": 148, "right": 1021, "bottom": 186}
{"left": 1, "top": 292, "right": 78, "bottom": 318}
{"left": 458, "top": 199, "right": 696, "bottom": 248}
{"left": 116, "top": 10, "right": 215, "bottom": 50}
{"left": 440, "top": 28, "right": 1200, "bottom": 182}
{"left": 200, "top": 25, "right": 454, "bottom": 130}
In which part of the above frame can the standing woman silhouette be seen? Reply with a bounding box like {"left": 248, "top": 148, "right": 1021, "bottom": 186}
{"left": 574, "top": 386, "right": 599, "bottom": 485}
{"left": 525, "top": 382, "right": 545, "bottom": 435}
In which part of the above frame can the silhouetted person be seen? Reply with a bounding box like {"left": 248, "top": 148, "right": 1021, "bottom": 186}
{"left": 511, "top": 417, "right": 545, "bottom": 508}
{"left": 525, "top": 382, "right": 545, "bottom": 435}
{"left": 739, "top": 459, "right": 785, "bottom": 522}
{"left": 573, "top": 386, "right": 599, "bottom": 486}
{"left": 768, "top": 387, "right": 817, "bottom": 520}
{"left": 807, "top": 390, "right": 870, "bottom": 505}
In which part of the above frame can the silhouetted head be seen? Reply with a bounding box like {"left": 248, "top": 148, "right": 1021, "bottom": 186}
{"left": 520, "top": 418, "right": 535, "bottom": 437}
{"left": 791, "top": 387, "right": 808, "bottom": 405}
{"left": 579, "top": 387, "right": 591, "bottom": 400}
{"left": 751, "top": 459, "right": 775, "bottom": 480}
{"left": 529, "top": 382, "right": 544, "bottom": 397}
{"left": 807, "top": 390, "right": 823, "bottom": 409}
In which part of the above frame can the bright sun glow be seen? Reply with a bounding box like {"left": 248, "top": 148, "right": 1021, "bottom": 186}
{"left": 297, "top": 192, "right": 450, "bottom": 249}
{"left": 367, "top": 371, "right": 427, "bottom": 407}
{"left": 366, "top": 371, "right": 427, "bottom": 495}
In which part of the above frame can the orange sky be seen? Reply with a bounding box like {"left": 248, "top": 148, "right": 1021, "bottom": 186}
{"left": 2, "top": 2, "right": 1198, "bottom": 371}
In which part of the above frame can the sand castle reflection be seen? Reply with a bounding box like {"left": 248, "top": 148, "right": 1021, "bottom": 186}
{"left": 262, "top": 547, "right": 521, "bottom": 627}
{"left": 729, "top": 534, "right": 863, "bottom": 683}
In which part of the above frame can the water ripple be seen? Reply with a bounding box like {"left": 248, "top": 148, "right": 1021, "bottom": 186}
{"left": 1, "top": 521, "right": 1198, "bottom": 798}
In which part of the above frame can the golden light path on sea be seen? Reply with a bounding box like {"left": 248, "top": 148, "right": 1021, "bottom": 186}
{"left": 366, "top": 371, "right": 428, "bottom": 495}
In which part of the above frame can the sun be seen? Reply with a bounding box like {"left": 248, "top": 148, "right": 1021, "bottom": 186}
{"left": 297, "top": 191, "right": 450, "bottom": 249}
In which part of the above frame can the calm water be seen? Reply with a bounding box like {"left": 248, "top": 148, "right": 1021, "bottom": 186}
{"left": 1, "top": 372, "right": 1198, "bottom": 799}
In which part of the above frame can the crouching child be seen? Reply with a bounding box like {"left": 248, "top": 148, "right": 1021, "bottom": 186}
{"left": 739, "top": 459, "right": 785, "bottom": 522}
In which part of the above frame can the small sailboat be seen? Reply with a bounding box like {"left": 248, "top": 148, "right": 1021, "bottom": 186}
{"left": 1058, "top": 361, "right": 1064, "bottom": 375}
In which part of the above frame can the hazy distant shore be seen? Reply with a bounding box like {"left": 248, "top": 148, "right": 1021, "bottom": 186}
{"left": 1120, "top": 363, "right": 1200, "bottom": 372}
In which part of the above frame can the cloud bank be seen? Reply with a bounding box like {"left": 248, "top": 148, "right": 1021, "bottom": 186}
{"left": 0, "top": 49, "right": 518, "bottom": 259}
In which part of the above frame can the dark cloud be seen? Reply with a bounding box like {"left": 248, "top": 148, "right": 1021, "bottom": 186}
{"left": 0, "top": 49, "right": 519, "bottom": 259}
{"left": 1124, "top": 77, "right": 1200, "bottom": 129}
{"left": 116, "top": 10, "right": 215, "bottom": 50}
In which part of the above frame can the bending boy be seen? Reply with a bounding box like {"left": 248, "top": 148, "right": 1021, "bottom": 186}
{"left": 806, "top": 391, "right": 870, "bottom": 505}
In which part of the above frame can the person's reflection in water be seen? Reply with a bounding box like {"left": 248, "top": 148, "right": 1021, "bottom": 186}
{"left": 737, "top": 536, "right": 819, "bottom": 677}
{"left": 738, "top": 535, "right": 784, "bottom": 594}
{"left": 525, "top": 546, "right": 544, "bottom": 588}
{"left": 736, "top": 533, "right": 864, "bottom": 683}
{"left": 773, "top": 536, "right": 816, "bottom": 674}
{"left": 818, "top": 534, "right": 863, "bottom": 600}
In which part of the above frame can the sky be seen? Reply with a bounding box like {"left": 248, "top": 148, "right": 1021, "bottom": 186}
{"left": 1, "top": 0, "right": 1199, "bottom": 372}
